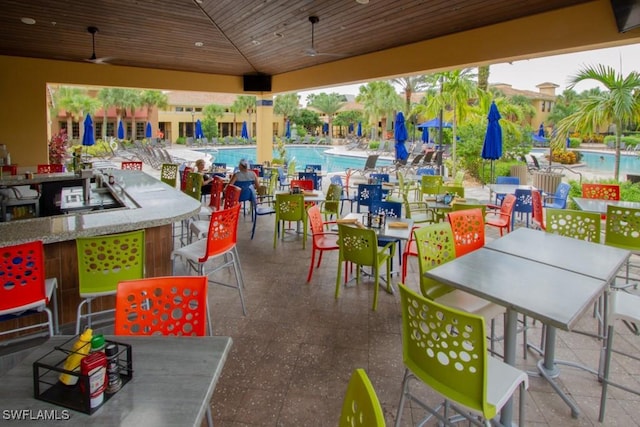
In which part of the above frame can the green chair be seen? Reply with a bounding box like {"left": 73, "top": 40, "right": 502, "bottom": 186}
{"left": 160, "top": 163, "right": 178, "bottom": 188}
{"left": 546, "top": 208, "right": 601, "bottom": 242}
{"left": 396, "top": 169, "right": 419, "bottom": 201}
{"left": 335, "top": 224, "right": 394, "bottom": 311}
{"left": 274, "top": 193, "right": 307, "bottom": 249}
{"left": 183, "top": 172, "right": 203, "bottom": 201}
{"left": 75, "top": 229, "right": 145, "bottom": 334}
{"left": 604, "top": 205, "right": 640, "bottom": 287}
{"left": 339, "top": 369, "right": 385, "bottom": 427}
{"left": 319, "top": 183, "right": 342, "bottom": 223}
{"left": 453, "top": 170, "right": 465, "bottom": 186}
{"left": 420, "top": 175, "right": 442, "bottom": 199}
{"left": 395, "top": 284, "right": 528, "bottom": 427}
{"left": 451, "top": 201, "right": 486, "bottom": 216}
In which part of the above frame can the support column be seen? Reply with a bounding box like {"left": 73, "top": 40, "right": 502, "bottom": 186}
{"left": 255, "top": 96, "right": 273, "bottom": 163}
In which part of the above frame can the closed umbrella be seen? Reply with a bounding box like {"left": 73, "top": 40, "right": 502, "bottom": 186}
{"left": 285, "top": 120, "right": 291, "bottom": 139}
{"left": 241, "top": 121, "right": 249, "bottom": 139}
{"left": 322, "top": 122, "right": 329, "bottom": 135}
{"left": 538, "top": 123, "right": 545, "bottom": 138}
{"left": 394, "top": 112, "right": 409, "bottom": 162}
{"left": 356, "top": 122, "right": 362, "bottom": 137}
{"left": 145, "top": 122, "right": 152, "bottom": 139}
{"left": 117, "top": 120, "right": 125, "bottom": 140}
{"left": 348, "top": 123, "right": 354, "bottom": 134}
{"left": 421, "top": 126, "right": 429, "bottom": 143}
{"left": 81, "top": 113, "right": 95, "bottom": 163}
{"left": 481, "top": 102, "right": 503, "bottom": 184}
{"left": 195, "top": 119, "right": 204, "bottom": 140}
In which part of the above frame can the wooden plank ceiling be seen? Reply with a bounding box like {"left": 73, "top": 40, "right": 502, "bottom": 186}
{"left": 0, "top": 0, "right": 591, "bottom": 77}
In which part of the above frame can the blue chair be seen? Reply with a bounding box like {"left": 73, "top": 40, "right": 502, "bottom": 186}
{"left": 416, "top": 167, "right": 436, "bottom": 176}
{"left": 249, "top": 164, "right": 264, "bottom": 177}
{"left": 513, "top": 188, "right": 533, "bottom": 228}
{"left": 356, "top": 184, "right": 382, "bottom": 213}
{"left": 276, "top": 167, "right": 289, "bottom": 190}
{"left": 330, "top": 175, "right": 355, "bottom": 213}
{"left": 370, "top": 173, "right": 390, "bottom": 198}
{"left": 304, "top": 164, "right": 322, "bottom": 173}
{"left": 298, "top": 172, "right": 321, "bottom": 190}
{"left": 370, "top": 200, "right": 403, "bottom": 269}
{"left": 233, "top": 181, "right": 255, "bottom": 217}
{"left": 544, "top": 182, "right": 570, "bottom": 209}
{"left": 250, "top": 187, "right": 276, "bottom": 239}
{"left": 494, "top": 176, "right": 520, "bottom": 205}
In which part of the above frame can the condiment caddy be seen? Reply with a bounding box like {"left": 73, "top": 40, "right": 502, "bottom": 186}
{"left": 32, "top": 333, "right": 133, "bottom": 415}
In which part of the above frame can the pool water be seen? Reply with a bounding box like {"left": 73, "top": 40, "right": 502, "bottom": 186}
{"left": 531, "top": 148, "right": 640, "bottom": 175}
{"left": 201, "top": 146, "right": 393, "bottom": 173}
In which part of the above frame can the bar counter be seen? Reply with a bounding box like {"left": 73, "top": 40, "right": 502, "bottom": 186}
{"left": 0, "top": 170, "right": 201, "bottom": 331}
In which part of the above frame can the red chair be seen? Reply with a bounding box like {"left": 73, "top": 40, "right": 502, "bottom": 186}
{"left": 447, "top": 208, "right": 485, "bottom": 257}
{"left": 290, "top": 179, "right": 314, "bottom": 191}
{"left": 306, "top": 205, "right": 339, "bottom": 283}
{"left": 401, "top": 226, "right": 420, "bottom": 283}
{"left": 180, "top": 166, "right": 193, "bottom": 191}
{"left": 0, "top": 240, "right": 58, "bottom": 340}
{"left": 208, "top": 176, "right": 225, "bottom": 211}
{"left": 2, "top": 165, "right": 17, "bottom": 175}
{"left": 485, "top": 194, "right": 517, "bottom": 236}
{"left": 531, "top": 190, "right": 546, "bottom": 230}
{"left": 115, "top": 276, "right": 210, "bottom": 336}
{"left": 121, "top": 161, "right": 143, "bottom": 170}
{"left": 171, "top": 205, "right": 247, "bottom": 315}
{"left": 223, "top": 184, "right": 241, "bottom": 209}
{"left": 37, "top": 164, "right": 64, "bottom": 174}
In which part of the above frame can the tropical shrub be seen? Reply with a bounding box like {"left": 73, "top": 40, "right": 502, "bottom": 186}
{"left": 48, "top": 129, "right": 69, "bottom": 164}
{"left": 567, "top": 137, "right": 581, "bottom": 148}
{"left": 176, "top": 137, "right": 186, "bottom": 145}
{"left": 550, "top": 149, "right": 578, "bottom": 164}
{"left": 368, "top": 141, "right": 380, "bottom": 150}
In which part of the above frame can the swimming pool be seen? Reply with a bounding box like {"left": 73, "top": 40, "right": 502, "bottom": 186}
{"left": 531, "top": 148, "right": 640, "bottom": 175}
{"left": 200, "top": 146, "right": 394, "bottom": 173}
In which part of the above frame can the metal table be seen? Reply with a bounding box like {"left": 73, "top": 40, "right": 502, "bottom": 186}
{"left": 572, "top": 197, "right": 640, "bottom": 214}
{"left": 0, "top": 335, "right": 232, "bottom": 426}
{"left": 425, "top": 232, "right": 628, "bottom": 424}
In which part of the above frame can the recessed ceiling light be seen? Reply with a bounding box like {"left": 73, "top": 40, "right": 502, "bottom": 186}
{"left": 252, "top": 39, "right": 261, "bottom": 46}
{"left": 194, "top": 41, "right": 204, "bottom": 47}
{"left": 356, "top": 0, "right": 369, "bottom": 4}
{"left": 273, "top": 32, "right": 284, "bottom": 38}
{"left": 21, "top": 17, "right": 36, "bottom": 25}
{"left": 195, "top": 0, "right": 203, "bottom": 3}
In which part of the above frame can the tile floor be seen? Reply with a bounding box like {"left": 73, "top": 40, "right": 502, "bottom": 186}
{"left": 176, "top": 185, "right": 640, "bottom": 427}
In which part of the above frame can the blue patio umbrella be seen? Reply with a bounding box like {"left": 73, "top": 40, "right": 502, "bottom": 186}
{"left": 117, "top": 120, "right": 125, "bottom": 140}
{"left": 356, "top": 122, "right": 362, "bottom": 137}
{"left": 285, "top": 120, "right": 291, "bottom": 139}
{"left": 481, "top": 102, "right": 503, "bottom": 184}
{"left": 82, "top": 113, "right": 95, "bottom": 148}
{"left": 416, "top": 117, "right": 453, "bottom": 129}
{"left": 538, "top": 123, "right": 545, "bottom": 138}
{"left": 241, "top": 121, "right": 249, "bottom": 139}
{"left": 421, "top": 126, "right": 429, "bottom": 143}
{"left": 195, "top": 119, "right": 204, "bottom": 139}
{"left": 394, "top": 112, "right": 409, "bottom": 162}
{"left": 532, "top": 133, "right": 548, "bottom": 144}
{"left": 348, "top": 123, "right": 354, "bottom": 134}
{"left": 145, "top": 121, "right": 152, "bottom": 139}
{"left": 322, "top": 122, "right": 329, "bottom": 135}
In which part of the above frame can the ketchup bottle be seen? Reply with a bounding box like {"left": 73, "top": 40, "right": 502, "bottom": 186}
{"left": 81, "top": 351, "right": 107, "bottom": 408}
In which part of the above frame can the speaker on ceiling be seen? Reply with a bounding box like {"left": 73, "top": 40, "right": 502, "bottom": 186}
{"left": 243, "top": 74, "right": 272, "bottom": 92}
{"left": 610, "top": 0, "right": 640, "bottom": 33}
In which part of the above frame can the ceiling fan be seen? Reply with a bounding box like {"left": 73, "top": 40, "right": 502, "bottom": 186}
{"left": 84, "top": 26, "right": 112, "bottom": 64}
{"left": 303, "top": 16, "right": 345, "bottom": 57}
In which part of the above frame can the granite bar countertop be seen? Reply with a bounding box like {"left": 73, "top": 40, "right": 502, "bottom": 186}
{"left": 0, "top": 170, "right": 200, "bottom": 247}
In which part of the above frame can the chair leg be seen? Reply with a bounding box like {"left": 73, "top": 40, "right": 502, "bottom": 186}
{"left": 394, "top": 369, "right": 411, "bottom": 427}
{"left": 76, "top": 298, "right": 89, "bottom": 334}
{"left": 231, "top": 247, "right": 247, "bottom": 315}
{"left": 307, "top": 247, "right": 317, "bottom": 283}
{"left": 335, "top": 259, "right": 343, "bottom": 299}
{"left": 599, "top": 324, "right": 615, "bottom": 422}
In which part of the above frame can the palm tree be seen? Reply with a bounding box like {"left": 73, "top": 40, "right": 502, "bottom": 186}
{"left": 97, "top": 88, "right": 116, "bottom": 140}
{"left": 391, "top": 75, "right": 428, "bottom": 113}
{"left": 417, "top": 69, "right": 478, "bottom": 176}
{"left": 55, "top": 87, "right": 100, "bottom": 141}
{"left": 229, "top": 100, "right": 244, "bottom": 137}
{"left": 235, "top": 95, "right": 256, "bottom": 138}
{"left": 274, "top": 93, "right": 300, "bottom": 136}
{"left": 306, "top": 92, "right": 346, "bottom": 140}
{"left": 356, "top": 81, "right": 402, "bottom": 140}
{"left": 202, "top": 104, "right": 225, "bottom": 138}
{"left": 477, "top": 65, "right": 490, "bottom": 92}
{"left": 140, "top": 89, "right": 169, "bottom": 133}
{"left": 557, "top": 64, "right": 640, "bottom": 180}
{"left": 121, "top": 90, "right": 142, "bottom": 140}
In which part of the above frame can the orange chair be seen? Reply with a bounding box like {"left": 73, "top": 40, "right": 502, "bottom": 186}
{"left": 485, "top": 194, "right": 517, "bottom": 236}
{"left": 0, "top": 240, "right": 58, "bottom": 340}
{"left": 447, "top": 208, "right": 485, "bottom": 257}
{"left": 531, "top": 190, "right": 546, "bottom": 230}
{"left": 171, "top": 205, "right": 247, "bottom": 315}
{"left": 121, "top": 161, "right": 143, "bottom": 170}
{"left": 306, "top": 205, "right": 339, "bottom": 283}
{"left": 114, "top": 276, "right": 210, "bottom": 336}
{"left": 401, "top": 226, "right": 420, "bottom": 283}
{"left": 582, "top": 183, "right": 620, "bottom": 201}
{"left": 36, "top": 164, "right": 64, "bottom": 174}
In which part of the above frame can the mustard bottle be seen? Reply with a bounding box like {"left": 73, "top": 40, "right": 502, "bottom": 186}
{"left": 59, "top": 329, "right": 93, "bottom": 386}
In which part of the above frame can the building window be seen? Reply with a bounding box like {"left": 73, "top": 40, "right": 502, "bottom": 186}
{"left": 541, "top": 101, "right": 546, "bottom": 112}
{"left": 175, "top": 107, "right": 184, "bottom": 112}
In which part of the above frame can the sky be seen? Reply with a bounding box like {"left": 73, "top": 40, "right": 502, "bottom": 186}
{"left": 297, "top": 43, "right": 640, "bottom": 104}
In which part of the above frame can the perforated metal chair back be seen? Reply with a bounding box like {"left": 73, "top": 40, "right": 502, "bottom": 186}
{"left": 339, "top": 369, "right": 385, "bottom": 427}
{"left": 356, "top": 184, "right": 382, "bottom": 213}
{"left": 531, "top": 189, "right": 545, "bottom": 230}
{"left": 183, "top": 172, "right": 203, "bottom": 201}
{"left": 546, "top": 208, "right": 602, "bottom": 242}
{"left": 208, "top": 176, "right": 225, "bottom": 210}
{"left": 160, "top": 163, "right": 178, "bottom": 187}
{"left": 604, "top": 205, "right": 640, "bottom": 251}
{"left": 223, "top": 184, "right": 241, "bottom": 209}
{"left": 447, "top": 208, "right": 485, "bottom": 257}
{"left": 544, "top": 182, "right": 570, "bottom": 209}
{"left": 413, "top": 222, "right": 456, "bottom": 299}
{"left": 582, "top": 183, "right": 620, "bottom": 200}
{"left": 200, "top": 205, "right": 241, "bottom": 263}
{"left": 115, "top": 276, "right": 209, "bottom": 336}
